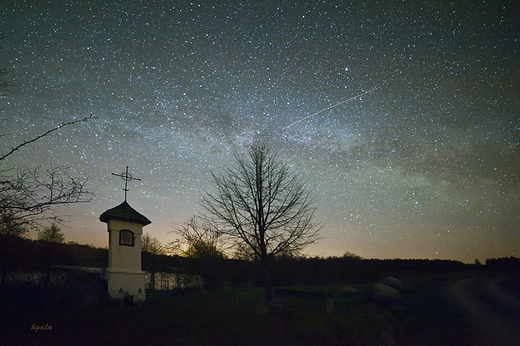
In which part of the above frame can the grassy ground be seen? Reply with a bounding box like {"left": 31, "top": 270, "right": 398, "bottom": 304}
{"left": 0, "top": 272, "right": 491, "bottom": 345}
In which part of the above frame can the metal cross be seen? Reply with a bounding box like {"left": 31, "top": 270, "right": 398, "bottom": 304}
{"left": 112, "top": 166, "right": 141, "bottom": 201}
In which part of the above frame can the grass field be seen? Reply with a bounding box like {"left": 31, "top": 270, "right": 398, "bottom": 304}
{"left": 0, "top": 271, "right": 491, "bottom": 345}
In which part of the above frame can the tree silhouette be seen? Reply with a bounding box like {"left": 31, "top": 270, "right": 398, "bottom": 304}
{"left": 37, "top": 223, "right": 65, "bottom": 243}
{"left": 169, "top": 216, "right": 226, "bottom": 291}
{"left": 0, "top": 162, "right": 93, "bottom": 236}
{"left": 0, "top": 213, "right": 26, "bottom": 237}
{"left": 141, "top": 233, "right": 165, "bottom": 290}
{"left": 170, "top": 215, "right": 225, "bottom": 258}
{"left": 0, "top": 34, "right": 94, "bottom": 235}
{"left": 141, "top": 233, "right": 165, "bottom": 255}
{"left": 0, "top": 59, "right": 94, "bottom": 235}
{"left": 202, "top": 140, "right": 321, "bottom": 299}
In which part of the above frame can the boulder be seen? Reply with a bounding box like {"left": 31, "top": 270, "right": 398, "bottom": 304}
{"left": 340, "top": 286, "right": 357, "bottom": 295}
{"left": 379, "top": 276, "right": 402, "bottom": 291}
{"left": 371, "top": 283, "right": 401, "bottom": 303}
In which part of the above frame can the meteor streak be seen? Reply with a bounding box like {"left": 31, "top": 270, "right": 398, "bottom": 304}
{"left": 281, "top": 87, "right": 378, "bottom": 131}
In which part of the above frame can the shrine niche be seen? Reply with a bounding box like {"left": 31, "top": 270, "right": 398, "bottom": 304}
{"left": 119, "top": 229, "right": 134, "bottom": 246}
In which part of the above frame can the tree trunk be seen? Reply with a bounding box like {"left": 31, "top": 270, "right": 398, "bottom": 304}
{"left": 262, "top": 258, "right": 274, "bottom": 301}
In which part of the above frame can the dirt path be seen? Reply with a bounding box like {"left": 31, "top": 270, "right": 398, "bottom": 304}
{"left": 444, "top": 276, "right": 520, "bottom": 346}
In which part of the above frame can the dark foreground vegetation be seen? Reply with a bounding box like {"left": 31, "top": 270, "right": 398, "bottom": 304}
{"left": 3, "top": 271, "right": 520, "bottom": 345}
{"left": 1, "top": 235, "right": 519, "bottom": 345}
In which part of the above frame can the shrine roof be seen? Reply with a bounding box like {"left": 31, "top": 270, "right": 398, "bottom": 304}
{"left": 99, "top": 201, "right": 151, "bottom": 226}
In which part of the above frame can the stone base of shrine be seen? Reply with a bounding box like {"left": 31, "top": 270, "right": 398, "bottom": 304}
{"left": 107, "top": 268, "right": 146, "bottom": 302}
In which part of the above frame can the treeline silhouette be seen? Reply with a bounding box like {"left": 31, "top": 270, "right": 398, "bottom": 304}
{"left": 484, "top": 256, "right": 520, "bottom": 273}
{"left": 1, "top": 235, "right": 518, "bottom": 288}
{"left": 269, "top": 256, "right": 469, "bottom": 285}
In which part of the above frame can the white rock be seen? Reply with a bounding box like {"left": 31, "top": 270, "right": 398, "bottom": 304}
{"left": 380, "top": 276, "right": 403, "bottom": 291}
{"left": 371, "top": 283, "right": 401, "bottom": 303}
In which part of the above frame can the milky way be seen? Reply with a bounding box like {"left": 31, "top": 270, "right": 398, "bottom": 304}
{"left": 2, "top": 1, "right": 519, "bottom": 262}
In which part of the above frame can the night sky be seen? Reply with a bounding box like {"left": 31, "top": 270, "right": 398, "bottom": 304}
{"left": 2, "top": 1, "right": 519, "bottom": 263}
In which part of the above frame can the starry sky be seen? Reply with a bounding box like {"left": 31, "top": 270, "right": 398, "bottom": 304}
{"left": 1, "top": 1, "right": 519, "bottom": 263}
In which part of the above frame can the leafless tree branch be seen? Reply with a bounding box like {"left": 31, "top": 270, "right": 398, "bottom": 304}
{"left": 0, "top": 114, "right": 96, "bottom": 162}
{"left": 201, "top": 140, "right": 321, "bottom": 299}
{"left": 0, "top": 165, "right": 93, "bottom": 236}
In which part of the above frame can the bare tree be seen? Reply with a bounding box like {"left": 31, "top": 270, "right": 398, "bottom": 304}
{"left": 169, "top": 215, "right": 227, "bottom": 291}
{"left": 0, "top": 115, "right": 95, "bottom": 236}
{"left": 141, "top": 233, "right": 165, "bottom": 255}
{"left": 169, "top": 215, "right": 225, "bottom": 258}
{"left": 0, "top": 163, "right": 92, "bottom": 236}
{"left": 0, "top": 115, "right": 95, "bottom": 162}
{"left": 0, "top": 45, "right": 94, "bottom": 286}
{"left": 1, "top": 40, "right": 94, "bottom": 236}
{"left": 141, "top": 233, "right": 166, "bottom": 290}
{"left": 37, "top": 223, "right": 65, "bottom": 243}
{"left": 202, "top": 141, "right": 321, "bottom": 299}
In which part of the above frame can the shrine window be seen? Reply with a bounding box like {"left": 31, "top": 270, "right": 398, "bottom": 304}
{"left": 119, "top": 230, "right": 134, "bottom": 247}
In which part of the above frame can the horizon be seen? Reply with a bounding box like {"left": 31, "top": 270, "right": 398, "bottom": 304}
{"left": 24, "top": 216, "right": 509, "bottom": 265}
